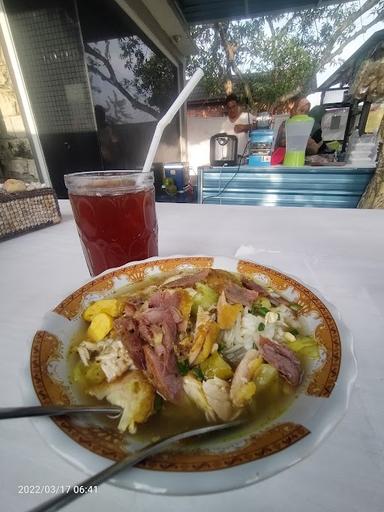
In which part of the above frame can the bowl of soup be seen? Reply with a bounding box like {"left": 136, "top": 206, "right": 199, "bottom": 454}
{"left": 29, "top": 256, "right": 356, "bottom": 494}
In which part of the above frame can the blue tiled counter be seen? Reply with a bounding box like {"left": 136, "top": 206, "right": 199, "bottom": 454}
{"left": 198, "top": 165, "right": 375, "bottom": 208}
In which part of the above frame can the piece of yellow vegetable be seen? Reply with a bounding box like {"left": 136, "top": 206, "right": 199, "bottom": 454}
{"left": 87, "top": 312, "right": 114, "bottom": 342}
{"left": 83, "top": 299, "right": 123, "bottom": 322}
{"left": 71, "top": 361, "right": 87, "bottom": 387}
{"left": 235, "top": 382, "right": 257, "bottom": 404}
{"left": 247, "top": 356, "right": 263, "bottom": 379}
{"left": 254, "top": 363, "right": 278, "bottom": 391}
{"left": 195, "top": 322, "right": 221, "bottom": 365}
{"left": 217, "top": 291, "right": 243, "bottom": 329}
{"left": 179, "top": 290, "right": 194, "bottom": 321}
{"left": 85, "top": 362, "right": 106, "bottom": 385}
{"left": 200, "top": 352, "right": 233, "bottom": 380}
{"left": 71, "top": 360, "right": 105, "bottom": 387}
{"left": 189, "top": 326, "right": 207, "bottom": 365}
{"left": 287, "top": 336, "right": 320, "bottom": 359}
{"left": 189, "top": 307, "right": 220, "bottom": 365}
{"left": 191, "top": 283, "right": 219, "bottom": 315}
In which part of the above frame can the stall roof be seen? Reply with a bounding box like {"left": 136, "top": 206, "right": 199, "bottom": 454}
{"left": 174, "top": 0, "right": 352, "bottom": 24}
{"left": 318, "top": 29, "right": 384, "bottom": 91}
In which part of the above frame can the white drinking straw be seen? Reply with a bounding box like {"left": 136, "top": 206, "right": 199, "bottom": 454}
{"left": 142, "top": 68, "right": 204, "bottom": 173}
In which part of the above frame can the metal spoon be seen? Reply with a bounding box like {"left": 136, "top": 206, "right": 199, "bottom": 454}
{"left": 29, "top": 419, "right": 245, "bottom": 512}
{"left": 0, "top": 405, "right": 122, "bottom": 419}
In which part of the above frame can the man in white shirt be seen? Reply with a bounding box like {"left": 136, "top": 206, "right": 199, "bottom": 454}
{"left": 221, "top": 94, "right": 253, "bottom": 157}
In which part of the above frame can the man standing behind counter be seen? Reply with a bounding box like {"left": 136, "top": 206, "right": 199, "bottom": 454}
{"left": 221, "top": 94, "right": 254, "bottom": 157}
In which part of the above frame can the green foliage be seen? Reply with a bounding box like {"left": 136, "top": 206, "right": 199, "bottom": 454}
{"left": 187, "top": 25, "right": 227, "bottom": 97}
{"left": 248, "top": 38, "right": 315, "bottom": 106}
{"left": 119, "top": 36, "right": 176, "bottom": 114}
{"left": 187, "top": 1, "right": 382, "bottom": 107}
{"left": 86, "top": 36, "right": 177, "bottom": 121}
{"left": 85, "top": 1, "right": 383, "bottom": 115}
{"left": 187, "top": 19, "right": 317, "bottom": 106}
{"left": 132, "top": 54, "right": 176, "bottom": 114}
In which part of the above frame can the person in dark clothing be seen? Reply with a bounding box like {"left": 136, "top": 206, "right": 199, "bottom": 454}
{"left": 94, "top": 105, "right": 124, "bottom": 168}
{"left": 309, "top": 105, "right": 327, "bottom": 152}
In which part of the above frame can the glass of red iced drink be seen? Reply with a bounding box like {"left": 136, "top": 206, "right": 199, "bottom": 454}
{"left": 65, "top": 171, "right": 158, "bottom": 276}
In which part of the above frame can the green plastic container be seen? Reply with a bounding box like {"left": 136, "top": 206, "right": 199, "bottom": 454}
{"left": 283, "top": 115, "right": 314, "bottom": 167}
{"left": 283, "top": 150, "right": 305, "bottom": 166}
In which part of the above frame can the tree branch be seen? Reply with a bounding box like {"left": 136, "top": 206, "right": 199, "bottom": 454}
{"left": 84, "top": 43, "right": 160, "bottom": 119}
{"left": 215, "top": 22, "right": 234, "bottom": 94}
{"left": 318, "top": 11, "right": 384, "bottom": 69}
{"left": 320, "top": 0, "right": 379, "bottom": 62}
{"left": 266, "top": 17, "right": 278, "bottom": 86}
{"left": 279, "top": 12, "right": 300, "bottom": 37}
{"left": 215, "top": 22, "right": 254, "bottom": 106}
{"left": 215, "top": 22, "right": 232, "bottom": 74}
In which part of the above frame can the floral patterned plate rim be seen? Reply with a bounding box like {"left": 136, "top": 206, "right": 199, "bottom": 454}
{"left": 27, "top": 255, "right": 356, "bottom": 495}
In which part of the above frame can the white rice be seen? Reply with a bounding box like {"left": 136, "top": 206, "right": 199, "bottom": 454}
{"left": 221, "top": 309, "right": 264, "bottom": 358}
{"left": 221, "top": 304, "right": 296, "bottom": 359}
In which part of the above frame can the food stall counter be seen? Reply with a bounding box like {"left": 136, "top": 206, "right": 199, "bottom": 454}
{"left": 198, "top": 164, "right": 375, "bottom": 207}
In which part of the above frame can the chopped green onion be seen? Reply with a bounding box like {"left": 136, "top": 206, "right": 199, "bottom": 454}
{"left": 252, "top": 305, "right": 270, "bottom": 317}
{"left": 258, "top": 322, "right": 265, "bottom": 331}
{"left": 177, "top": 360, "right": 190, "bottom": 376}
{"left": 290, "top": 303, "right": 302, "bottom": 312}
{"left": 192, "top": 366, "right": 204, "bottom": 381}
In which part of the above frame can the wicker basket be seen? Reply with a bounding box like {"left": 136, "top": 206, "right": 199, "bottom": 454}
{"left": 0, "top": 187, "right": 61, "bottom": 241}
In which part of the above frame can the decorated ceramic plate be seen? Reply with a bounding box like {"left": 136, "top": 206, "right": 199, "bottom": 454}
{"left": 29, "top": 256, "right": 356, "bottom": 495}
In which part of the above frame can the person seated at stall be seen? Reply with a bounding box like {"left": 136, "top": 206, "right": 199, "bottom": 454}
{"left": 272, "top": 96, "right": 323, "bottom": 164}
{"left": 308, "top": 105, "right": 327, "bottom": 153}
{"left": 221, "top": 94, "right": 253, "bottom": 158}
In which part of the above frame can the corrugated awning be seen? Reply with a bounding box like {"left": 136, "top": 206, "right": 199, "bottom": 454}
{"left": 174, "top": 0, "right": 352, "bottom": 24}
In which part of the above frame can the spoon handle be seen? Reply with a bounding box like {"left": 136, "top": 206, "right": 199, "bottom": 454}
{"left": 0, "top": 405, "right": 121, "bottom": 419}
{"left": 29, "top": 420, "right": 244, "bottom": 512}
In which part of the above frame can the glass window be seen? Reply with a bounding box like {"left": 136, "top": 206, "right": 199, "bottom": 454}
{"left": 322, "top": 107, "right": 349, "bottom": 141}
{"left": 77, "top": 0, "right": 181, "bottom": 169}
{"left": 0, "top": 41, "right": 40, "bottom": 184}
{"left": 4, "top": 0, "right": 103, "bottom": 197}
{"left": 323, "top": 89, "right": 347, "bottom": 105}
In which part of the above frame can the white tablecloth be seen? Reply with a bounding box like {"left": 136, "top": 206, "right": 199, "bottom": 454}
{"left": 1, "top": 201, "right": 383, "bottom": 512}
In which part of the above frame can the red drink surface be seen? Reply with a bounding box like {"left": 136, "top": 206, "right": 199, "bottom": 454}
{"left": 69, "top": 188, "right": 158, "bottom": 276}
